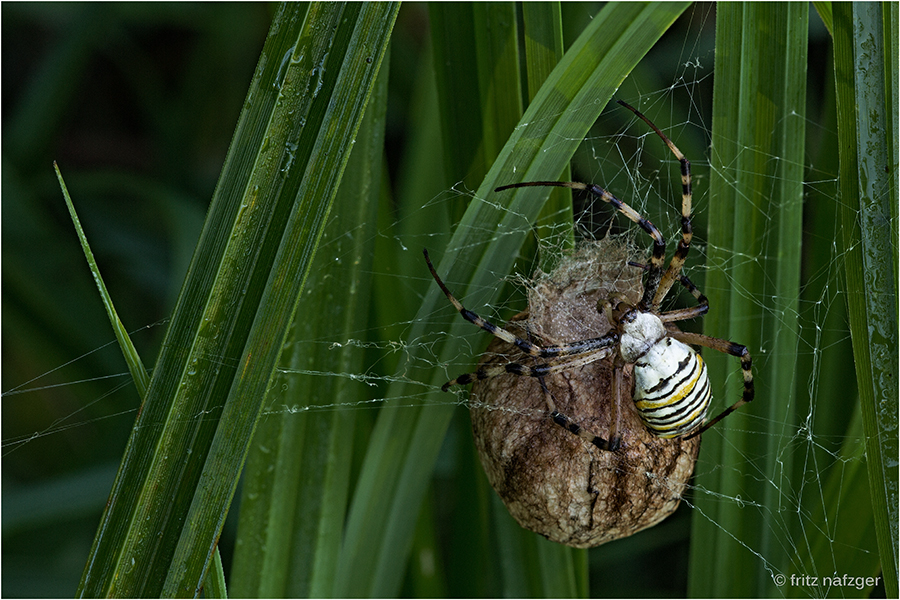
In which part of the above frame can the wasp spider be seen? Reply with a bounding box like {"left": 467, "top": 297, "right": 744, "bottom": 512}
{"left": 425, "top": 100, "right": 754, "bottom": 451}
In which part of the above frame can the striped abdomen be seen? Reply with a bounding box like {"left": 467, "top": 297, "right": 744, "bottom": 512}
{"left": 633, "top": 337, "right": 711, "bottom": 438}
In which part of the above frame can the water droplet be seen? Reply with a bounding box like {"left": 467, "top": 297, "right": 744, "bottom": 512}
{"left": 274, "top": 45, "right": 296, "bottom": 90}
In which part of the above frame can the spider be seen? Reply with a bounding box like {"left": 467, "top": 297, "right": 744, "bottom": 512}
{"left": 424, "top": 100, "right": 753, "bottom": 452}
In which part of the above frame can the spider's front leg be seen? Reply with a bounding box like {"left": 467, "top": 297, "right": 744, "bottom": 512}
{"left": 627, "top": 260, "right": 708, "bottom": 322}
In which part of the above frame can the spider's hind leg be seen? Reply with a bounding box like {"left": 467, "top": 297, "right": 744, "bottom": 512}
{"left": 440, "top": 340, "right": 616, "bottom": 391}
{"left": 528, "top": 321, "right": 618, "bottom": 452}
{"left": 538, "top": 375, "right": 617, "bottom": 452}
{"left": 669, "top": 330, "right": 754, "bottom": 439}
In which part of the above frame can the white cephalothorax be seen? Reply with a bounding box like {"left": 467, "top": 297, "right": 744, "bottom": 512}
{"left": 619, "top": 310, "right": 666, "bottom": 363}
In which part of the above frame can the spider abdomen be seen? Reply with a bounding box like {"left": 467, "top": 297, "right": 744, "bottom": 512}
{"left": 633, "top": 338, "right": 711, "bottom": 438}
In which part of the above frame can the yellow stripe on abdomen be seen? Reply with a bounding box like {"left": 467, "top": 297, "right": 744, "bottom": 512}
{"left": 633, "top": 341, "right": 711, "bottom": 437}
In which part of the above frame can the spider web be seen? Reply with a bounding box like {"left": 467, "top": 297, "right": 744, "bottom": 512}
{"left": 1, "top": 5, "right": 886, "bottom": 598}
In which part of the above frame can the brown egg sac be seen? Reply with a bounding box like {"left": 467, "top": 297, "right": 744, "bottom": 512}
{"left": 469, "top": 237, "right": 700, "bottom": 548}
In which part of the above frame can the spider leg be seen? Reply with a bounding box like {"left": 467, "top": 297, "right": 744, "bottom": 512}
{"left": 494, "top": 180, "right": 666, "bottom": 309}
{"left": 537, "top": 374, "right": 616, "bottom": 451}
{"left": 607, "top": 358, "right": 625, "bottom": 451}
{"left": 424, "top": 248, "right": 617, "bottom": 360}
{"left": 628, "top": 261, "right": 708, "bottom": 322}
{"left": 441, "top": 343, "right": 615, "bottom": 390}
{"left": 617, "top": 100, "right": 693, "bottom": 311}
{"left": 523, "top": 323, "right": 617, "bottom": 451}
{"left": 667, "top": 331, "right": 754, "bottom": 439}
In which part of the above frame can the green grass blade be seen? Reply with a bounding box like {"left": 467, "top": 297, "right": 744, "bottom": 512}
{"left": 349, "top": 4, "right": 525, "bottom": 595}
{"left": 785, "top": 15, "right": 882, "bottom": 596}
{"left": 54, "top": 164, "right": 150, "bottom": 398}
{"left": 205, "top": 549, "right": 228, "bottom": 599}
{"left": 429, "top": 2, "right": 522, "bottom": 195}
{"left": 335, "top": 4, "right": 689, "bottom": 597}
{"left": 471, "top": 3, "right": 523, "bottom": 169}
{"left": 431, "top": 4, "right": 579, "bottom": 596}
{"left": 802, "top": 408, "right": 879, "bottom": 594}
{"left": 491, "top": 496, "right": 542, "bottom": 596}
{"left": 812, "top": 2, "right": 834, "bottom": 37}
{"left": 75, "top": 3, "right": 399, "bottom": 596}
{"left": 522, "top": 3, "right": 564, "bottom": 101}
{"left": 833, "top": 3, "right": 899, "bottom": 596}
{"left": 163, "top": 5, "right": 399, "bottom": 595}
{"left": 691, "top": 3, "right": 808, "bottom": 596}
{"left": 228, "top": 42, "right": 390, "bottom": 599}
{"left": 56, "top": 164, "right": 230, "bottom": 594}
{"left": 522, "top": 2, "right": 575, "bottom": 268}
